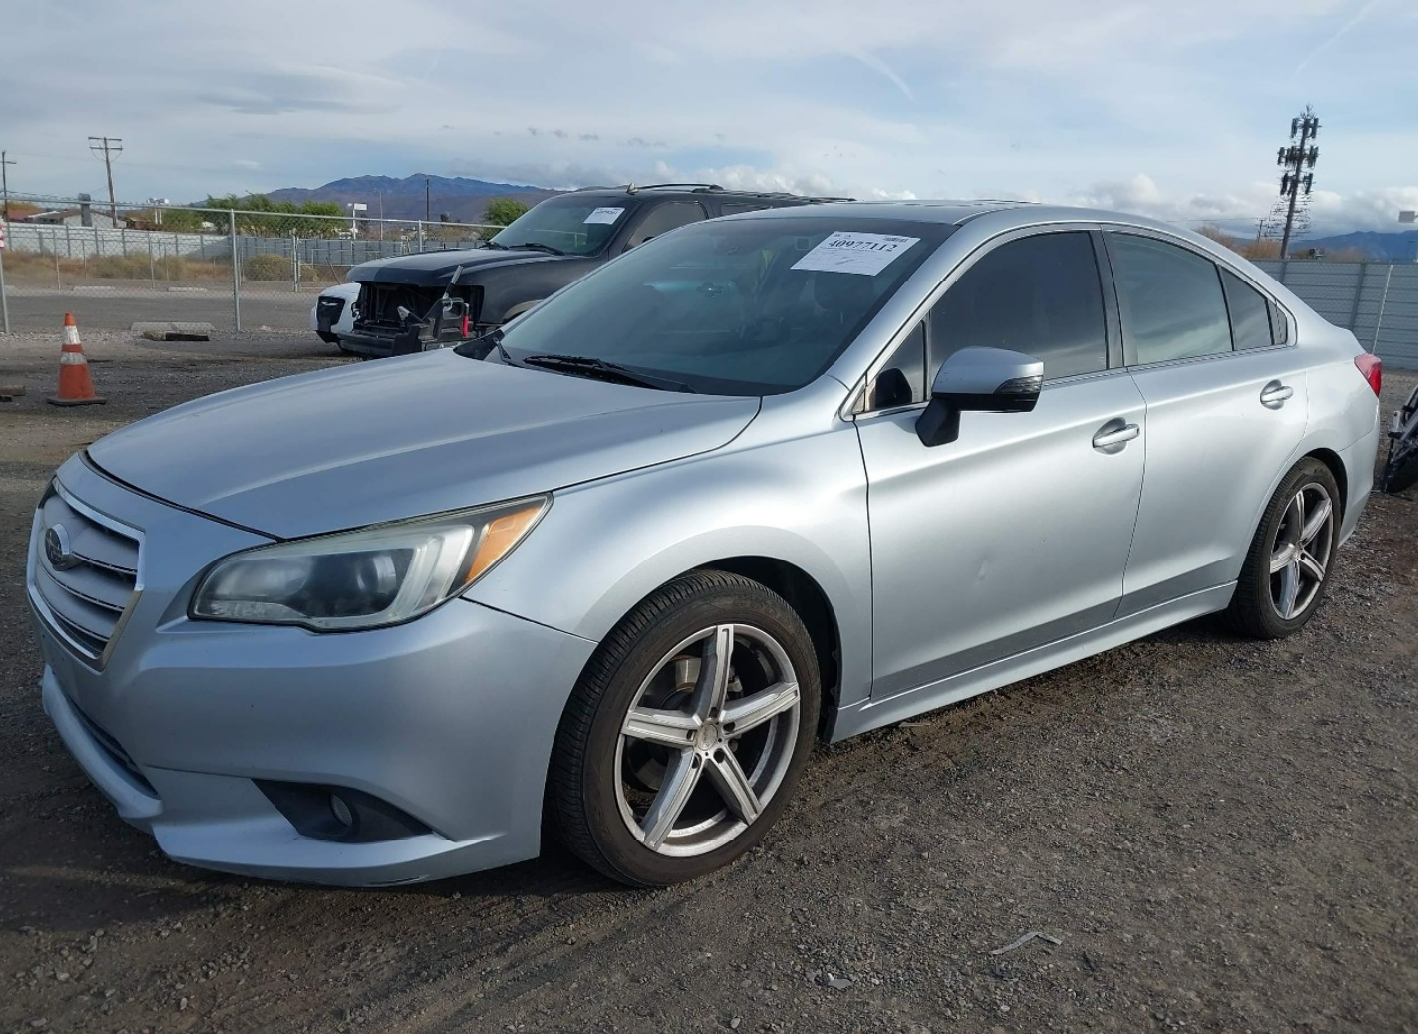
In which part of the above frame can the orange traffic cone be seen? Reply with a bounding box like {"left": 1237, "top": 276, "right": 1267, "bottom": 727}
{"left": 47, "top": 313, "right": 106, "bottom": 407}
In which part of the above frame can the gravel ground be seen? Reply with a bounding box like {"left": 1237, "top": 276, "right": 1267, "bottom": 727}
{"left": 0, "top": 331, "right": 1415, "bottom": 1034}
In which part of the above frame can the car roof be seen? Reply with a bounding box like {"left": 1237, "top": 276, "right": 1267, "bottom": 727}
{"left": 714, "top": 199, "right": 1188, "bottom": 235}
{"left": 560, "top": 183, "right": 854, "bottom": 204}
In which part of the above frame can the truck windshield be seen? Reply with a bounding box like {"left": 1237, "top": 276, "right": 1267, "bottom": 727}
{"left": 476, "top": 216, "right": 949, "bottom": 395}
{"left": 488, "top": 197, "right": 635, "bottom": 256}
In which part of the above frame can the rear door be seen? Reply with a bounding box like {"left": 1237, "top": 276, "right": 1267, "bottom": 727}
{"left": 1105, "top": 230, "right": 1309, "bottom": 615}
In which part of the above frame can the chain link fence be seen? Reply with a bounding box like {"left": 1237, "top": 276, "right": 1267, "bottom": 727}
{"left": 4, "top": 202, "right": 1415, "bottom": 370}
{"left": 0, "top": 195, "right": 498, "bottom": 335}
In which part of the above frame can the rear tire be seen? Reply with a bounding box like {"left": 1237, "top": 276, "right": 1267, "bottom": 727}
{"left": 548, "top": 570, "right": 819, "bottom": 887}
{"left": 1225, "top": 458, "right": 1340, "bottom": 639}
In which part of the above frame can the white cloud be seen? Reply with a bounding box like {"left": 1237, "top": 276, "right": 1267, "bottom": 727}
{"left": 1068, "top": 174, "right": 1166, "bottom": 212}
{"left": 0, "top": 0, "right": 1413, "bottom": 235}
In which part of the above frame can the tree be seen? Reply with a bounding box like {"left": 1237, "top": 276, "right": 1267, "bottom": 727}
{"left": 483, "top": 197, "right": 530, "bottom": 227}
{"left": 203, "top": 194, "right": 344, "bottom": 236}
{"left": 1194, "top": 224, "right": 1281, "bottom": 262}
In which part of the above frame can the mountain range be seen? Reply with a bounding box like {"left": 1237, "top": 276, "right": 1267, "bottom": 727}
{"left": 265, "top": 175, "right": 1418, "bottom": 255}
{"left": 267, "top": 174, "right": 564, "bottom": 224}
{"left": 1304, "top": 230, "right": 1418, "bottom": 262}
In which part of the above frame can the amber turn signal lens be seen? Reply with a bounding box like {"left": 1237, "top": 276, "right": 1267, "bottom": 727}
{"left": 464, "top": 504, "right": 544, "bottom": 583}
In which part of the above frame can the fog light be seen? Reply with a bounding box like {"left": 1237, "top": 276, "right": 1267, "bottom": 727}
{"left": 329, "top": 793, "right": 355, "bottom": 831}
{"left": 255, "top": 780, "right": 433, "bottom": 843}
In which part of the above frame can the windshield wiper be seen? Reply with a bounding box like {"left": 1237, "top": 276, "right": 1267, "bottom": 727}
{"left": 482, "top": 240, "right": 509, "bottom": 250}
{"left": 508, "top": 242, "right": 565, "bottom": 256}
{"left": 519, "top": 354, "right": 692, "bottom": 392}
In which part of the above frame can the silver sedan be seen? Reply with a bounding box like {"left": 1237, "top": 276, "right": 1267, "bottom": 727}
{"left": 27, "top": 202, "right": 1382, "bottom": 887}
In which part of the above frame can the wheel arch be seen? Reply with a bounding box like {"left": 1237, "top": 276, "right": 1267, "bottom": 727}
{"left": 501, "top": 298, "right": 542, "bottom": 322}
{"left": 1303, "top": 447, "right": 1347, "bottom": 519}
{"left": 565, "top": 557, "right": 845, "bottom": 743}
{"left": 698, "top": 557, "right": 842, "bottom": 741}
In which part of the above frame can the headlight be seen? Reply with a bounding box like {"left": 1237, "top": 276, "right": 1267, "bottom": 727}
{"left": 191, "top": 497, "right": 547, "bottom": 631}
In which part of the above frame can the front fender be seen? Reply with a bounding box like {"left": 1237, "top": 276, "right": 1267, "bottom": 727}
{"left": 463, "top": 426, "right": 874, "bottom": 709}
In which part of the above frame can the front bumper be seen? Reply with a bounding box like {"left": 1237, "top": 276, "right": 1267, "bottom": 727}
{"left": 29, "top": 457, "right": 597, "bottom": 886}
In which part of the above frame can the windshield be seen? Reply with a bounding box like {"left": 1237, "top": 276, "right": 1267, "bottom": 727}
{"left": 488, "top": 196, "right": 635, "bottom": 256}
{"left": 480, "top": 216, "right": 948, "bottom": 395}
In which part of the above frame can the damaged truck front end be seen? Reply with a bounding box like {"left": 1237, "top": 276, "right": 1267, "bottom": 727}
{"left": 348, "top": 280, "right": 484, "bottom": 358}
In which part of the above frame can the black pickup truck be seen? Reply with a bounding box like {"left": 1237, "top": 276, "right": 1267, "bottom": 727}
{"left": 339, "top": 183, "right": 849, "bottom": 358}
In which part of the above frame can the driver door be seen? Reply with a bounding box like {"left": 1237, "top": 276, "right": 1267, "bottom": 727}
{"left": 855, "top": 229, "right": 1146, "bottom": 703}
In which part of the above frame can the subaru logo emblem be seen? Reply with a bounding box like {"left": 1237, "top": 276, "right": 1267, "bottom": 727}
{"left": 44, "top": 524, "right": 79, "bottom": 571}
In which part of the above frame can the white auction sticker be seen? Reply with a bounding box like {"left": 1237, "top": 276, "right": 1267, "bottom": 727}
{"left": 583, "top": 207, "right": 625, "bottom": 225}
{"left": 791, "top": 232, "right": 920, "bottom": 276}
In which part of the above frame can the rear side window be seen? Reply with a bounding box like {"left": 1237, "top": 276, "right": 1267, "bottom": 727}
{"left": 1221, "top": 269, "right": 1275, "bottom": 350}
{"left": 928, "top": 232, "right": 1108, "bottom": 381}
{"left": 1109, "top": 234, "right": 1231, "bottom": 364}
{"left": 626, "top": 202, "right": 707, "bottom": 249}
{"left": 1270, "top": 301, "right": 1289, "bottom": 345}
{"left": 719, "top": 203, "right": 771, "bottom": 216}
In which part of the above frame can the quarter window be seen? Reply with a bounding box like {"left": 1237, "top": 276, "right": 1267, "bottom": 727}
{"left": 1221, "top": 269, "right": 1275, "bottom": 350}
{"left": 928, "top": 232, "right": 1109, "bottom": 381}
{"left": 626, "top": 202, "right": 707, "bottom": 249}
{"left": 868, "top": 321, "right": 926, "bottom": 408}
{"left": 1109, "top": 234, "right": 1232, "bottom": 364}
{"left": 1270, "top": 301, "right": 1289, "bottom": 345}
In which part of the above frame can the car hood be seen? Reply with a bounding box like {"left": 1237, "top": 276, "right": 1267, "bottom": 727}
{"left": 87, "top": 352, "right": 760, "bottom": 539}
{"left": 350, "top": 247, "right": 575, "bottom": 284}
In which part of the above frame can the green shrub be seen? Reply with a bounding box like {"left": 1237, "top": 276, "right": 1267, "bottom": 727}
{"left": 243, "top": 253, "right": 290, "bottom": 280}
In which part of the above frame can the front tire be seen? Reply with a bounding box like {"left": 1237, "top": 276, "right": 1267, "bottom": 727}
{"left": 549, "top": 570, "right": 820, "bottom": 887}
{"left": 1225, "top": 458, "right": 1340, "bottom": 639}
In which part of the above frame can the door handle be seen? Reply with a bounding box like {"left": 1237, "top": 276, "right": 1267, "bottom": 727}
{"left": 1092, "top": 421, "right": 1140, "bottom": 450}
{"left": 1260, "top": 381, "right": 1294, "bottom": 407}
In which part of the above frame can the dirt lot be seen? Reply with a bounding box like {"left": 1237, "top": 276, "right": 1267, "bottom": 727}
{"left": 1, "top": 331, "right": 1415, "bottom": 1034}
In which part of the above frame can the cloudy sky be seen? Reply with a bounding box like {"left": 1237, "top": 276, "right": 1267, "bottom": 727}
{"left": 3, "top": 0, "right": 1416, "bottom": 236}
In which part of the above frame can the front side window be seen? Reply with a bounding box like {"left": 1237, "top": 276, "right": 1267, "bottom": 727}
{"left": 481, "top": 217, "right": 949, "bottom": 395}
{"left": 625, "top": 202, "right": 707, "bottom": 249}
{"left": 1109, "top": 234, "right": 1232, "bottom": 364}
{"left": 488, "top": 197, "right": 637, "bottom": 256}
{"left": 928, "top": 232, "right": 1109, "bottom": 381}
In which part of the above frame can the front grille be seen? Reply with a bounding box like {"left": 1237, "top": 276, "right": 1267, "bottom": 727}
{"left": 30, "top": 485, "right": 142, "bottom": 666}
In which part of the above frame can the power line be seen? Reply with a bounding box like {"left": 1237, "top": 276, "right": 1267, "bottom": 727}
{"left": 1275, "top": 107, "right": 1319, "bottom": 260}
{"left": 88, "top": 136, "right": 124, "bottom": 224}
{"left": 0, "top": 151, "right": 15, "bottom": 222}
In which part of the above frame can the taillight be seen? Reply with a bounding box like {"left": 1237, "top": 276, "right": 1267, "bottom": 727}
{"left": 1354, "top": 352, "right": 1382, "bottom": 396}
{"left": 461, "top": 313, "right": 470, "bottom": 338}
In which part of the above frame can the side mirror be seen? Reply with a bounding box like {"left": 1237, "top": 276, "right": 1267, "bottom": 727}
{"left": 915, "top": 347, "right": 1043, "bottom": 447}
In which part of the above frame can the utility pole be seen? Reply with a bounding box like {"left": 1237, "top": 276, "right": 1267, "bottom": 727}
{"left": 1253, "top": 218, "right": 1268, "bottom": 250}
{"left": 0, "top": 151, "right": 15, "bottom": 223}
{"left": 1275, "top": 107, "right": 1319, "bottom": 261}
{"left": 88, "top": 136, "right": 124, "bottom": 224}
{"left": 425, "top": 177, "right": 431, "bottom": 222}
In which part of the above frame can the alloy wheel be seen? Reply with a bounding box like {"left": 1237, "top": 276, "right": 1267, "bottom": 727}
{"left": 614, "top": 623, "right": 801, "bottom": 857}
{"left": 1268, "top": 482, "right": 1334, "bottom": 620}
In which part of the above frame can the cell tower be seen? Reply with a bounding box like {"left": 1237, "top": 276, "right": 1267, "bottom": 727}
{"left": 1274, "top": 106, "right": 1320, "bottom": 259}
